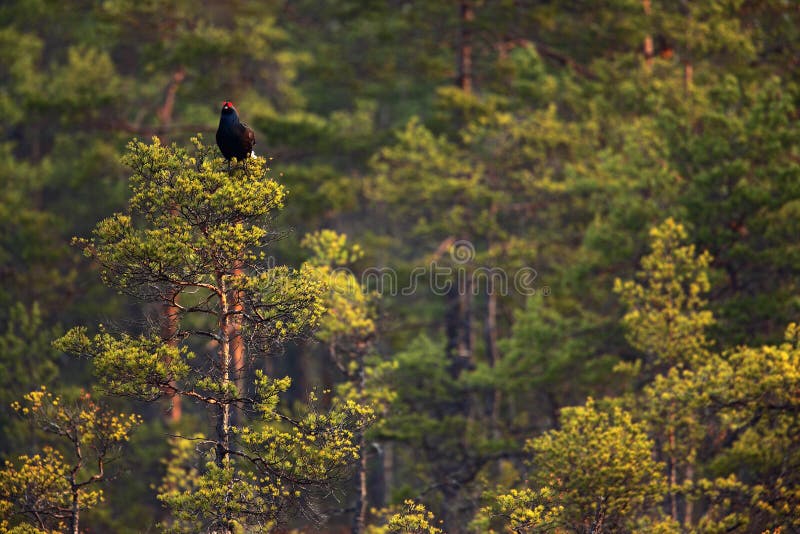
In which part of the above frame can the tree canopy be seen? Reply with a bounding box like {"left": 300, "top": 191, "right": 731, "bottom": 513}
{"left": 1, "top": 0, "right": 799, "bottom": 532}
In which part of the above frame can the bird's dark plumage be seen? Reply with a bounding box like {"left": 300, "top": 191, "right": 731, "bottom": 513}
{"left": 216, "top": 101, "right": 255, "bottom": 161}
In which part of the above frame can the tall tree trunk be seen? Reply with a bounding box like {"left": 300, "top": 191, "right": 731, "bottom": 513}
{"left": 485, "top": 289, "right": 498, "bottom": 368}
{"left": 445, "top": 285, "right": 460, "bottom": 361}
{"left": 372, "top": 441, "right": 394, "bottom": 508}
{"left": 70, "top": 487, "right": 80, "bottom": 534}
{"left": 457, "top": 1, "right": 474, "bottom": 92}
{"left": 684, "top": 460, "right": 695, "bottom": 527}
{"left": 157, "top": 67, "right": 185, "bottom": 424}
{"left": 683, "top": 10, "right": 693, "bottom": 94}
{"left": 352, "top": 347, "right": 369, "bottom": 534}
{"left": 156, "top": 67, "right": 185, "bottom": 126}
{"left": 486, "top": 290, "right": 501, "bottom": 435}
{"left": 683, "top": 61, "right": 693, "bottom": 93}
{"left": 322, "top": 345, "right": 335, "bottom": 408}
{"left": 229, "top": 264, "right": 245, "bottom": 427}
{"left": 446, "top": 282, "right": 473, "bottom": 377}
{"left": 215, "top": 273, "right": 234, "bottom": 534}
{"left": 161, "top": 298, "right": 182, "bottom": 422}
{"left": 446, "top": 0, "right": 475, "bottom": 373}
{"left": 352, "top": 436, "right": 369, "bottom": 534}
{"left": 379, "top": 441, "right": 393, "bottom": 508}
{"left": 216, "top": 272, "right": 232, "bottom": 467}
{"left": 485, "top": 207, "right": 500, "bottom": 435}
{"left": 643, "top": 0, "right": 654, "bottom": 67}
{"left": 458, "top": 278, "right": 473, "bottom": 362}
{"left": 668, "top": 429, "right": 678, "bottom": 522}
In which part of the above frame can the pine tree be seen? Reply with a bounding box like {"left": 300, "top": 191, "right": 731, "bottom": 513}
{"left": 56, "top": 137, "right": 373, "bottom": 532}
{"left": 0, "top": 388, "right": 140, "bottom": 534}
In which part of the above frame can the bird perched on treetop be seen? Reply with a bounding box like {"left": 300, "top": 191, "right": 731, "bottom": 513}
{"left": 216, "top": 101, "right": 256, "bottom": 161}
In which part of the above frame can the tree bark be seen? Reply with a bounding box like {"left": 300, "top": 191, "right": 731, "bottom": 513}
{"left": 684, "top": 61, "right": 693, "bottom": 93}
{"left": 446, "top": 279, "right": 474, "bottom": 378}
{"left": 486, "top": 290, "right": 501, "bottom": 435}
{"left": 216, "top": 272, "right": 232, "bottom": 468}
{"left": 352, "top": 437, "right": 368, "bottom": 534}
{"left": 643, "top": 0, "right": 654, "bottom": 67}
{"left": 157, "top": 68, "right": 186, "bottom": 424}
{"left": 684, "top": 463, "right": 694, "bottom": 527}
{"left": 669, "top": 429, "right": 678, "bottom": 522}
{"left": 380, "top": 441, "right": 393, "bottom": 508}
{"left": 458, "top": 278, "right": 473, "bottom": 362}
{"left": 229, "top": 264, "right": 245, "bottom": 427}
{"left": 351, "top": 348, "right": 369, "bottom": 534}
{"left": 683, "top": 11, "right": 693, "bottom": 94}
{"left": 457, "top": 1, "right": 474, "bottom": 92}
{"left": 157, "top": 67, "right": 186, "bottom": 126}
{"left": 70, "top": 488, "right": 80, "bottom": 534}
{"left": 161, "top": 298, "right": 182, "bottom": 423}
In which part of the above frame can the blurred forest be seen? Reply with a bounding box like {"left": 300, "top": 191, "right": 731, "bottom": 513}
{"left": 2, "top": 0, "right": 800, "bottom": 532}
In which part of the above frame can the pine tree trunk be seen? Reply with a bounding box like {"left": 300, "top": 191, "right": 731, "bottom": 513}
{"left": 669, "top": 429, "right": 678, "bottom": 521}
{"left": 157, "top": 72, "right": 185, "bottom": 424}
{"left": 161, "top": 297, "right": 182, "bottom": 423}
{"left": 486, "top": 290, "right": 501, "bottom": 435}
{"left": 643, "top": 0, "right": 654, "bottom": 67}
{"left": 70, "top": 486, "right": 80, "bottom": 534}
{"left": 684, "top": 61, "right": 693, "bottom": 93}
{"left": 215, "top": 273, "right": 233, "bottom": 534}
{"left": 216, "top": 272, "right": 232, "bottom": 467}
{"left": 684, "top": 462, "right": 694, "bottom": 527}
{"left": 458, "top": 278, "right": 473, "bottom": 362}
{"left": 352, "top": 436, "right": 368, "bottom": 534}
{"left": 229, "top": 264, "right": 245, "bottom": 427}
{"left": 458, "top": 1, "right": 474, "bottom": 92}
{"left": 378, "top": 441, "right": 393, "bottom": 508}
{"left": 352, "top": 348, "right": 369, "bottom": 534}
{"left": 445, "top": 285, "right": 460, "bottom": 362}
{"left": 445, "top": 283, "right": 473, "bottom": 377}
{"left": 683, "top": 11, "right": 693, "bottom": 93}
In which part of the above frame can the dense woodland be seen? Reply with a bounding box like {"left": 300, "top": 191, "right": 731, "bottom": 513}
{"left": 2, "top": 1, "right": 800, "bottom": 532}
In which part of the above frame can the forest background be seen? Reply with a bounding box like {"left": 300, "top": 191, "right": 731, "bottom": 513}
{"left": 1, "top": 1, "right": 800, "bottom": 532}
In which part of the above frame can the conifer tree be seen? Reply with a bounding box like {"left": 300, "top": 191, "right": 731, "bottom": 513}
{"left": 0, "top": 388, "right": 140, "bottom": 534}
{"left": 474, "top": 399, "right": 667, "bottom": 533}
{"left": 56, "top": 137, "right": 373, "bottom": 532}
{"left": 303, "top": 229, "right": 396, "bottom": 532}
{"left": 615, "top": 218, "right": 800, "bottom": 531}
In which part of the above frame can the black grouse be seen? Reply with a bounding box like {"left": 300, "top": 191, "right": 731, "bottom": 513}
{"left": 216, "top": 101, "right": 255, "bottom": 161}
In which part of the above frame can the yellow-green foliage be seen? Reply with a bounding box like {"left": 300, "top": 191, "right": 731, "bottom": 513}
{"left": 0, "top": 387, "right": 139, "bottom": 533}
{"left": 231, "top": 262, "right": 328, "bottom": 342}
{"left": 302, "top": 229, "right": 364, "bottom": 268}
{"left": 11, "top": 387, "right": 140, "bottom": 452}
{"left": 65, "top": 136, "right": 328, "bottom": 357}
{"left": 692, "top": 323, "right": 800, "bottom": 530}
{"left": 236, "top": 372, "right": 376, "bottom": 483}
{"left": 303, "top": 230, "right": 396, "bottom": 416}
{"left": 614, "top": 220, "right": 800, "bottom": 531}
{"left": 472, "top": 487, "right": 563, "bottom": 533}
{"left": 79, "top": 137, "right": 285, "bottom": 296}
{"left": 54, "top": 137, "right": 374, "bottom": 530}
{"left": 303, "top": 229, "right": 374, "bottom": 342}
{"left": 0, "top": 448, "right": 71, "bottom": 533}
{"left": 615, "top": 218, "right": 715, "bottom": 367}
{"left": 367, "top": 500, "right": 443, "bottom": 534}
{"left": 157, "top": 373, "right": 374, "bottom": 531}
{"left": 159, "top": 460, "right": 280, "bottom": 534}
{"left": 54, "top": 326, "right": 192, "bottom": 400}
{"left": 476, "top": 399, "right": 666, "bottom": 533}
